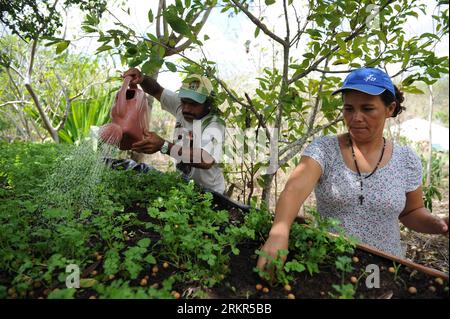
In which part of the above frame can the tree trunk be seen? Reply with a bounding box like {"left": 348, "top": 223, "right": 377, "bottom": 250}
{"left": 426, "top": 85, "right": 434, "bottom": 187}
{"left": 261, "top": 173, "right": 275, "bottom": 207}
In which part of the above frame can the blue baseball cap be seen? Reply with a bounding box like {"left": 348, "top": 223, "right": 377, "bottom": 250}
{"left": 332, "top": 68, "right": 396, "bottom": 97}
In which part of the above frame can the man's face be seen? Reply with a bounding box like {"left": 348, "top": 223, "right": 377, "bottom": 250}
{"left": 181, "top": 98, "right": 207, "bottom": 122}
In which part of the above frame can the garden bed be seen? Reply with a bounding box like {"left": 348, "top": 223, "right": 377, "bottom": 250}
{"left": 0, "top": 142, "right": 448, "bottom": 300}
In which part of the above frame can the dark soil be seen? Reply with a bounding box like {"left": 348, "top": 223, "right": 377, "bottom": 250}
{"left": 205, "top": 241, "right": 449, "bottom": 299}
{"left": 9, "top": 193, "right": 449, "bottom": 300}
{"left": 122, "top": 196, "right": 449, "bottom": 299}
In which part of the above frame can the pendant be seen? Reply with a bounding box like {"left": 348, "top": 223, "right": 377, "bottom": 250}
{"left": 359, "top": 195, "right": 364, "bottom": 205}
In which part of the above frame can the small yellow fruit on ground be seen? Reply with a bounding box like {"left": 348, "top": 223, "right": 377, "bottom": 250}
{"left": 262, "top": 287, "right": 269, "bottom": 293}
{"left": 284, "top": 284, "right": 292, "bottom": 292}
{"left": 350, "top": 276, "right": 358, "bottom": 284}
{"left": 152, "top": 266, "right": 159, "bottom": 273}
{"left": 172, "top": 291, "right": 181, "bottom": 299}
{"left": 163, "top": 262, "right": 169, "bottom": 269}
{"left": 408, "top": 286, "right": 417, "bottom": 294}
{"left": 435, "top": 277, "right": 444, "bottom": 286}
{"left": 352, "top": 256, "right": 359, "bottom": 263}
{"left": 428, "top": 286, "right": 436, "bottom": 293}
{"left": 91, "top": 270, "right": 98, "bottom": 276}
{"left": 287, "top": 293, "right": 295, "bottom": 299}
{"left": 255, "top": 284, "right": 263, "bottom": 291}
{"left": 89, "top": 295, "right": 97, "bottom": 299}
{"left": 140, "top": 278, "right": 148, "bottom": 286}
{"left": 388, "top": 267, "right": 395, "bottom": 273}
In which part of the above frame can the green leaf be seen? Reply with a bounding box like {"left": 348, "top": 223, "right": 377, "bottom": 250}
{"left": 165, "top": 61, "right": 177, "bottom": 72}
{"left": 137, "top": 238, "right": 151, "bottom": 248}
{"left": 307, "top": 29, "right": 322, "bottom": 38}
{"left": 142, "top": 59, "right": 163, "bottom": 74}
{"left": 402, "top": 86, "right": 425, "bottom": 94}
{"left": 47, "top": 288, "right": 76, "bottom": 299}
{"left": 126, "top": 46, "right": 138, "bottom": 56}
{"left": 56, "top": 41, "right": 70, "bottom": 54}
{"left": 80, "top": 278, "right": 97, "bottom": 288}
{"left": 254, "top": 26, "right": 261, "bottom": 38}
{"left": 175, "top": 0, "right": 183, "bottom": 12}
{"left": 148, "top": 9, "right": 154, "bottom": 23}
{"left": 265, "top": 0, "right": 276, "bottom": 5}
{"left": 82, "top": 25, "right": 97, "bottom": 33}
{"left": 163, "top": 9, "right": 192, "bottom": 37}
{"left": 285, "top": 261, "right": 306, "bottom": 273}
{"left": 144, "top": 254, "right": 156, "bottom": 264}
{"left": 96, "top": 45, "right": 113, "bottom": 53}
{"left": 333, "top": 58, "right": 348, "bottom": 65}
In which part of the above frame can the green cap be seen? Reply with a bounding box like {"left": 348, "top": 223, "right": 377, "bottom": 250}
{"left": 178, "top": 74, "right": 213, "bottom": 104}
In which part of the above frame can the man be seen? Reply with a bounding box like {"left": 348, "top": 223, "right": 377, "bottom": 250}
{"left": 123, "top": 68, "right": 226, "bottom": 194}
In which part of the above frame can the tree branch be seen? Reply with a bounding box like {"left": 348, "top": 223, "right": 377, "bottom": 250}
{"left": 69, "top": 81, "right": 105, "bottom": 101}
{"left": 290, "top": 7, "right": 311, "bottom": 47}
{"left": 0, "top": 101, "right": 32, "bottom": 107}
{"left": 314, "top": 68, "right": 354, "bottom": 74}
{"left": 244, "top": 93, "right": 271, "bottom": 141}
{"left": 169, "top": 6, "right": 213, "bottom": 55}
{"left": 230, "top": 0, "right": 286, "bottom": 46}
{"left": 54, "top": 73, "right": 71, "bottom": 131}
{"left": 24, "top": 39, "right": 58, "bottom": 141}
{"left": 25, "top": 82, "right": 58, "bottom": 142}
{"left": 283, "top": 0, "right": 290, "bottom": 42}
{"left": 288, "top": 0, "right": 395, "bottom": 85}
{"left": 163, "top": 1, "right": 169, "bottom": 37}
{"left": 279, "top": 115, "right": 343, "bottom": 166}
{"left": 156, "top": 0, "right": 164, "bottom": 39}
{"left": 26, "top": 39, "right": 37, "bottom": 84}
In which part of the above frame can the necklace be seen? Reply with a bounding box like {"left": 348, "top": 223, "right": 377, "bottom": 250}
{"left": 348, "top": 134, "right": 386, "bottom": 205}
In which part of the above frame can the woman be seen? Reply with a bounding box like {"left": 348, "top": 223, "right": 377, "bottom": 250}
{"left": 257, "top": 67, "right": 448, "bottom": 271}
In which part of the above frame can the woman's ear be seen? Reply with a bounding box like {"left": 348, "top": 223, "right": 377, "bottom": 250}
{"left": 386, "top": 102, "right": 396, "bottom": 118}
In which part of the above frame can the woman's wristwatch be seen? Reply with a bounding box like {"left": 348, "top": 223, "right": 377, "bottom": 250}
{"left": 160, "top": 140, "right": 170, "bottom": 154}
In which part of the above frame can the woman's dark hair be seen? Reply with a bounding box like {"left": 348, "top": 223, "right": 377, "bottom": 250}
{"left": 380, "top": 85, "right": 405, "bottom": 117}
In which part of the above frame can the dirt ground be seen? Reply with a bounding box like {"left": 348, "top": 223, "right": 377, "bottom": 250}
{"left": 401, "top": 189, "right": 449, "bottom": 274}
